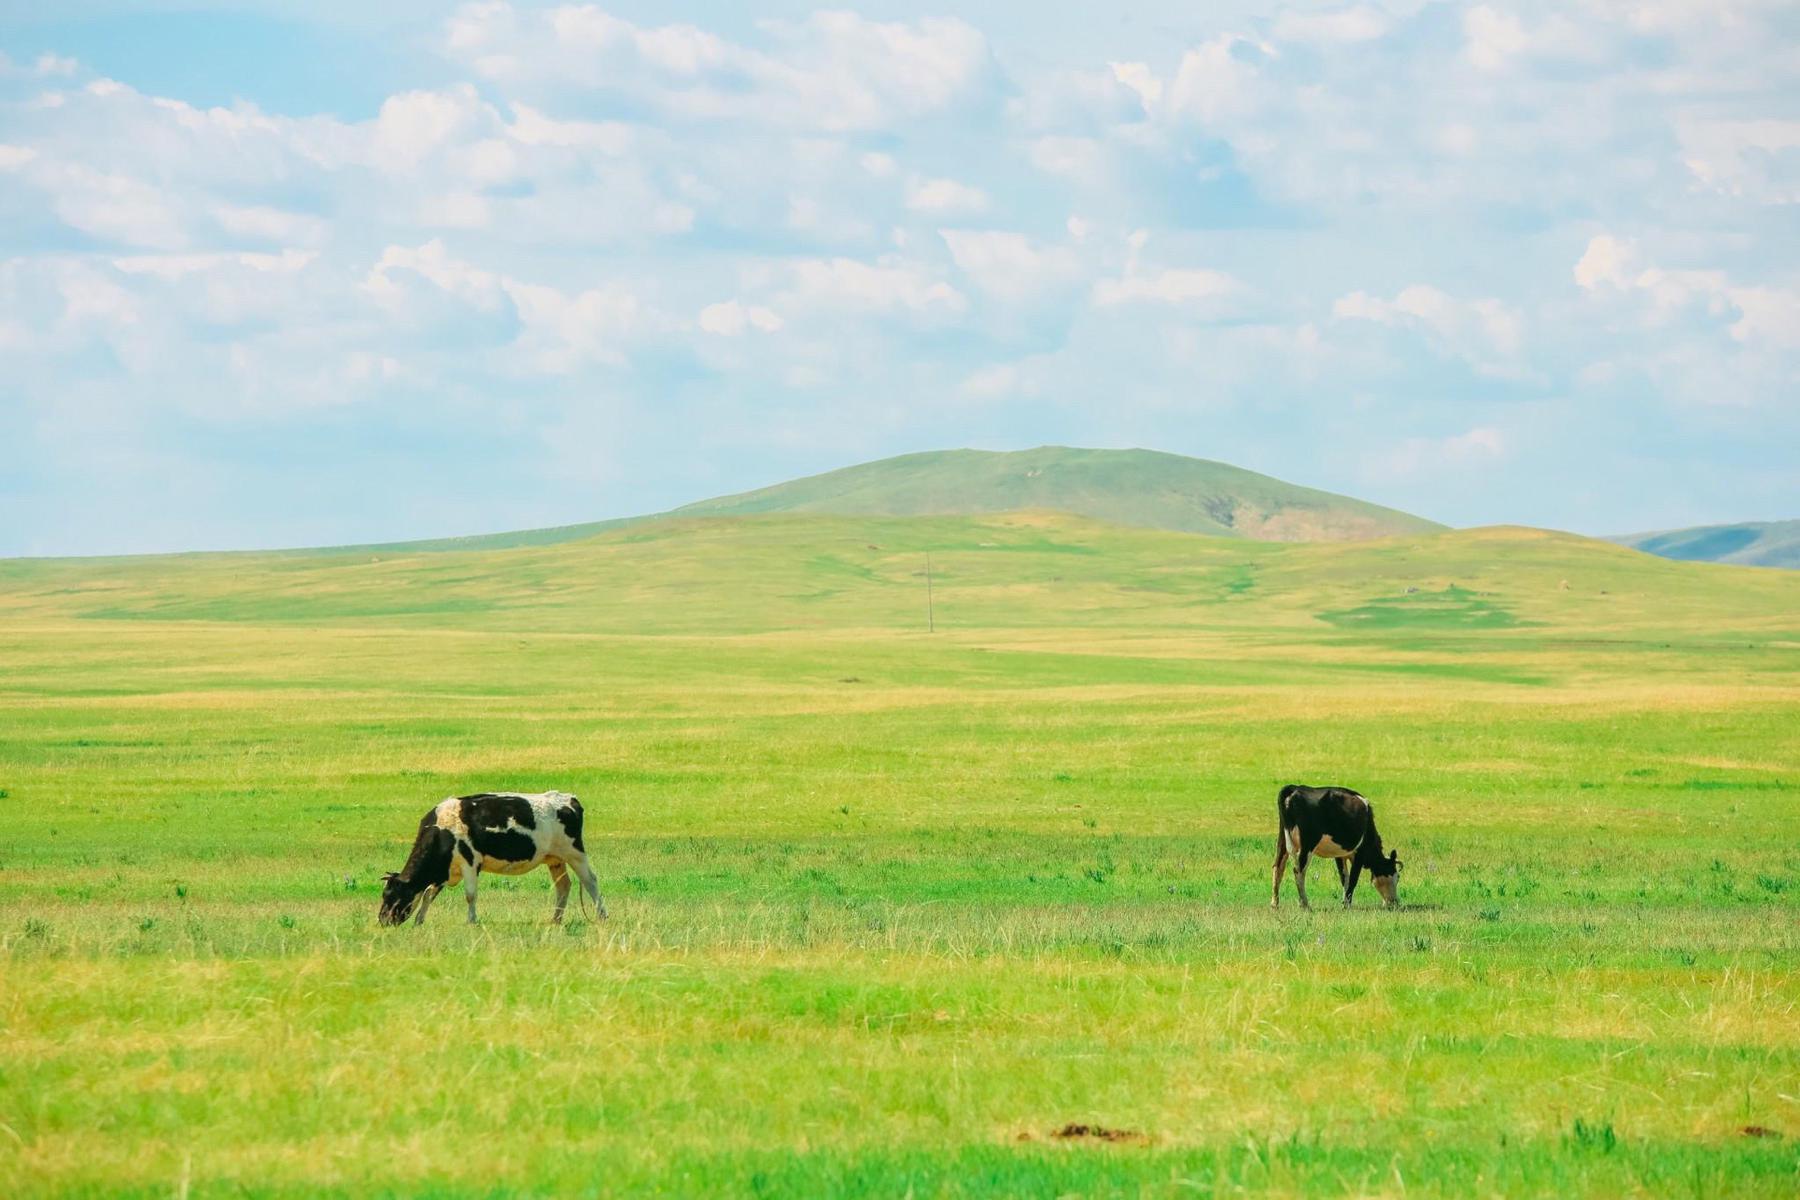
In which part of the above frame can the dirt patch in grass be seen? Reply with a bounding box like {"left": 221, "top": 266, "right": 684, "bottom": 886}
{"left": 1740, "top": 1125, "right": 1782, "bottom": 1139}
{"left": 1018, "top": 1123, "right": 1150, "bottom": 1145}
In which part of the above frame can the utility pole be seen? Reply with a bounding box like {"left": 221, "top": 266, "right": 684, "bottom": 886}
{"left": 925, "top": 551, "right": 935, "bottom": 633}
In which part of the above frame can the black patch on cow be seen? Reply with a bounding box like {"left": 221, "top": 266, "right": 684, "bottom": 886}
{"left": 401, "top": 818, "right": 457, "bottom": 885}
{"left": 458, "top": 841, "right": 475, "bottom": 866}
{"left": 380, "top": 814, "right": 457, "bottom": 924}
{"left": 459, "top": 793, "right": 538, "bottom": 863}
{"left": 555, "top": 799, "right": 585, "bottom": 853}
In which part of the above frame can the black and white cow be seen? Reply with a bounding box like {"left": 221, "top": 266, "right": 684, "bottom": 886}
{"left": 379, "top": 791, "right": 606, "bottom": 926}
{"left": 1270, "top": 783, "right": 1402, "bottom": 910}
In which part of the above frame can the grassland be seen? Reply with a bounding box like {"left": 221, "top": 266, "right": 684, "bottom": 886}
{"left": 1, "top": 513, "right": 1797, "bottom": 1197}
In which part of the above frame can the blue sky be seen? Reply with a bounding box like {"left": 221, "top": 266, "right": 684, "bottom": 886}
{"left": 1, "top": 1, "right": 1796, "bottom": 555}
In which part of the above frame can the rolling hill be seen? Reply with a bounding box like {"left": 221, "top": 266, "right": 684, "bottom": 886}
{"left": 670, "top": 447, "right": 1443, "bottom": 542}
{"left": 1610, "top": 519, "right": 1800, "bottom": 569}
{"left": 238, "top": 446, "right": 1442, "bottom": 557}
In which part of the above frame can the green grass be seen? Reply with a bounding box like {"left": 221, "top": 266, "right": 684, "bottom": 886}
{"left": 1, "top": 513, "right": 1797, "bottom": 1196}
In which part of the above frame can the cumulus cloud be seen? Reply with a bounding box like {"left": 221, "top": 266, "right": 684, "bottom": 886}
{"left": 906, "top": 177, "right": 989, "bottom": 215}
{"left": 1334, "top": 285, "right": 1523, "bottom": 358}
{"left": 699, "top": 300, "right": 783, "bottom": 336}
{"left": 784, "top": 257, "right": 968, "bottom": 314}
{"left": 1094, "top": 267, "right": 1239, "bottom": 308}
{"left": 1574, "top": 234, "right": 1800, "bottom": 349}
{"left": 441, "top": 3, "right": 997, "bottom": 131}
{"left": 940, "top": 230, "right": 1082, "bottom": 303}
{"left": 1381, "top": 426, "right": 1509, "bottom": 477}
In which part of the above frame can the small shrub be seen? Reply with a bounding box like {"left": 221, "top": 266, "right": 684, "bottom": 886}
{"left": 1410, "top": 935, "right": 1431, "bottom": 953}
{"left": 137, "top": 917, "right": 156, "bottom": 933}
{"left": 174, "top": 884, "right": 188, "bottom": 900}
{"left": 1569, "top": 1118, "right": 1617, "bottom": 1153}
{"left": 1478, "top": 908, "right": 1501, "bottom": 922}
{"left": 278, "top": 914, "right": 297, "bottom": 930}
{"left": 23, "top": 918, "right": 50, "bottom": 939}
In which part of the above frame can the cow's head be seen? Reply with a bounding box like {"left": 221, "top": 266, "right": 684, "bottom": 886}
{"left": 378, "top": 872, "right": 420, "bottom": 926}
{"left": 1372, "top": 850, "right": 1402, "bottom": 908}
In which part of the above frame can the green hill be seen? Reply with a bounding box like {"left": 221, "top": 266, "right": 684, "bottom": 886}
{"left": 218, "top": 446, "right": 1438, "bottom": 558}
{"left": 670, "top": 447, "right": 1442, "bottom": 542}
{"left": 1610, "top": 519, "right": 1800, "bottom": 569}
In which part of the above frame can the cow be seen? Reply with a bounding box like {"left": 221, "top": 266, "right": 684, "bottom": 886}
{"left": 1270, "top": 783, "right": 1401, "bottom": 910}
{"left": 378, "top": 791, "right": 606, "bottom": 926}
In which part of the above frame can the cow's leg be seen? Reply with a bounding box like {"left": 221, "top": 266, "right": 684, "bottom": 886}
{"left": 547, "top": 862, "right": 571, "bottom": 924}
{"left": 1271, "top": 828, "right": 1290, "bottom": 908}
{"left": 411, "top": 884, "right": 441, "bottom": 927}
{"left": 1294, "top": 847, "right": 1313, "bottom": 910}
{"left": 1344, "top": 861, "right": 1363, "bottom": 908}
{"left": 571, "top": 854, "right": 607, "bottom": 920}
{"left": 463, "top": 863, "right": 480, "bottom": 924}
{"left": 1335, "top": 858, "right": 1350, "bottom": 904}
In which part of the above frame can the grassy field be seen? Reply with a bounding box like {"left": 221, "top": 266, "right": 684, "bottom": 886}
{"left": 2, "top": 513, "right": 1797, "bottom": 1196}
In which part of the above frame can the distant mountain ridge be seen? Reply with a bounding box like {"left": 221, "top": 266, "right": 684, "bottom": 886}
{"left": 1609, "top": 520, "right": 1800, "bottom": 570}
{"left": 669, "top": 447, "right": 1442, "bottom": 542}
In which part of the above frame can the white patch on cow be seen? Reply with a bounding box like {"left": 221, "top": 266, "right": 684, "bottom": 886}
{"left": 1286, "top": 826, "right": 1302, "bottom": 856}
{"left": 433, "top": 796, "right": 469, "bottom": 841}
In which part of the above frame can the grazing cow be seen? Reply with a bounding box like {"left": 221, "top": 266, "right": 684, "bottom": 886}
{"left": 379, "top": 791, "right": 606, "bottom": 926}
{"left": 1270, "top": 784, "right": 1401, "bottom": 910}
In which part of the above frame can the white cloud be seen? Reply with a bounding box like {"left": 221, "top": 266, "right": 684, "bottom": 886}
{"left": 1334, "top": 285, "right": 1522, "bottom": 356}
{"left": 1108, "top": 61, "right": 1163, "bottom": 109}
{"left": 1164, "top": 36, "right": 1269, "bottom": 125}
{"left": 1382, "top": 425, "right": 1508, "bottom": 477}
{"left": 1464, "top": 5, "right": 1600, "bottom": 72}
{"left": 940, "top": 230, "right": 1081, "bottom": 302}
{"left": 1272, "top": 6, "right": 1389, "bottom": 44}
{"left": 786, "top": 257, "right": 967, "bottom": 313}
{"left": 906, "top": 177, "right": 989, "bottom": 214}
{"left": 698, "top": 300, "right": 783, "bottom": 336}
{"left": 1573, "top": 234, "right": 1636, "bottom": 290}
{"left": 959, "top": 362, "right": 1034, "bottom": 399}
{"left": 1093, "top": 267, "right": 1239, "bottom": 308}
{"left": 212, "top": 203, "right": 330, "bottom": 246}
{"left": 1677, "top": 118, "right": 1800, "bottom": 204}
{"left": 1463, "top": 6, "right": 1529, "bottom": 72}
{"left": 373, "top": 86, "right": 490, "bottom": 168}
{"left": 443, "top": 4, "right": 996, "bottom": 132}
{"left": 1577, "top": 235, "right": 1800, "bottom": 349}
{"left": 112, "top": 250, "right": 316, "bottom": 279}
